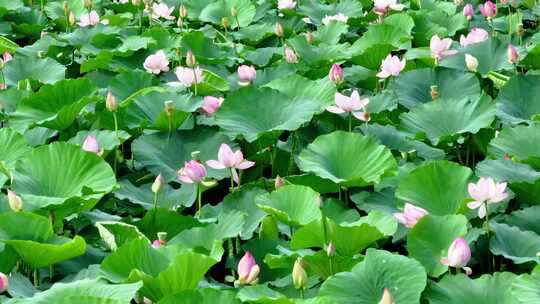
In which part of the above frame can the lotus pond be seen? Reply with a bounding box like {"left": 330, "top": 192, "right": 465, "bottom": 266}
{"left": 0, "top": 0, "right": 540, "bottom": 303}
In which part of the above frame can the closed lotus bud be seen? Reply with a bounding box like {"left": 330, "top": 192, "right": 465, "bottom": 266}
{"left": 84, "top": 0, "right": 92, "bottom": 9}
{"left": 177, "top": 17, "right": 184, "bottom": 28}
{"left": 69, "top": 11, "right": 76, "bottom": 25}
{"left": 40, "top": 31, "right": 47, "bottom": 38}
{"left": 238, "top": 252, "right": 260, "bottom": 285}
{"left": 186, "top": 50, "right": 196, "bottom": 68}
{"left": 275, "top": 22, "right": 284, "bottom": 37}
{"left": 328, "top": 64, "right": 344, "bottom": 84}
{"left": 453, "top": 0, "right": 463, "bottom": 6}
{"left": 463, "top": 4, "right": 473, "bottom": 20}
{"left": 507, "top": 44, "right": 519, "bottom": 64}
{"left": 378, "top": 288, "right": 395, "bottom": 304}
{"left": 274, "top": 175, "right": 285, "bottom": 189}
{"left": 7, "top": 190, "right": 23, "bottom": 212}
{"left": 221, "top": 17, "right": 229, "bottom": 29}
{"left": 132, "top": 0, "right": 141, "bottom": 6}
{"left": 0, "top": 272, "right": 7, "bottom": 294}
{"left": 230, "top": 6, "right": 238, "bottom": 18}
{"left": 179, "top": 4, "right": 187, "bottom": 18}
{"left": 151, "top": 173, "right": 165, "bottom": 194}
{"left": 326, "top": 242, "right": 336, "bottom": 256}
{"left": 106, "top": 91, "right": 117, "bottom": 111}
{"left": 430, "top": 85, "right": 439, "bottom": 100}
{"left": 292, "top": 258, "right": 308, "bottom": 289}
{"left": 465, "top": 54, "right": 478, "bottom": 72}
{"left": 164, "top": 100, "right": 174, "bottom": 117}
{"left": 305, "top": 32, "right": 315, "bottom": 44}
{"left": 284, "top": 47, "right": 298, "bottom": 63}
{"left": 63, "top": 1, "right": 69, "bottom": 14}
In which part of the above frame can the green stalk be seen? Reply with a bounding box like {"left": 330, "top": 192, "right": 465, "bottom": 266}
{"left": 230, "top": 168, "right": 235, "bottom": 192}
{"left": 113, "top": 112, "right": 119, "bottom": 174}
{"left": 196, "top": 183, "right": 202, "bottom": 217}
{"left": 152, "top": 192, "right": 158, "bottom": 225}
{"left": 192, "top": 67, "right": 198, "bottom": 96}
{"left": 348, "top": 113, "right": 352, "bottom": 132}
{"left": 300, "top": 288, "right": 304, "bottom": 299}
{"left": 484, "top": 202, "right": 493, "bottom": 272}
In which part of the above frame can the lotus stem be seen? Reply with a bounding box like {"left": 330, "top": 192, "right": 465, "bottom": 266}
{"left": 152, "top": 192, "right": 158, "bottom": 225}
{"left": 228, "top": 238, "right": 236, "bottom": 278}
{"left": 230, "top": 168, "right": 235, "bottom": 192}
{"left": 192, "top": 67, "right": 198, "bottom": 96}
{"left": 196, "top": 183, "right": 202, "bottom": 217}
{"left": 300, "top": 288, "right": 304, "bottom": 299}
{"left": 329, "top": 256, "right": 334, "bottom": 275}
{"left": 348, "top": 113, "right": 352, "bottom": 132}
{"left": 484, "top": 202, "right": 494, "bottom": 272}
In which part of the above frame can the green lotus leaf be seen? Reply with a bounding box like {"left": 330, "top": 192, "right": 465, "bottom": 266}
{"left": 511, "top": 266, "right": 540, "bottom": 303}
{"left": 158, "top": 289, "right": 240, "bottom": 304}
{"left": 132, "top": 127, "right": 237, "bottom": 181}
{"left": 475, "top": 159, "right": 540, "bottom": 185}
{"left": 263, "top": 74, "right": 335, "bottom": 107}
{"left": 314, "top": 21, "right": 350, "bottom": 45}
{"left": 12, "top": 142, "right": 116, "bottom": 211}
{"left": 396, "top": 160, "right": 472, "bottom": 215}
{"left": 425, "top": 272, "right": 517, "bottom": 304}
{"left": 9, "top": 78, "right": 97, "bottom": 132}
{"left": 400, "top": 95, "right": 496, "bottom": 144}
{"left": 319, "top": 249, "right": 427, "bottom": 304}
{"left": 256, "top": 185, "right": 322, "bottom": 227}
{"left": 490, "top": 222, "right": 540, "bottom": 264}
{"left": 237, "top": 284, "right": 293, "bottom": 304}
{"left": 3, "top": 56, "right": 65, "bottom": 86}
{"left": 114, "top": 179, "right": 197, "bottom": 210}
{"left": 407, "top": 215, "right": 468, "bottom": 277}
{"left": 0, "top": 128, "right": 31, "bottom": 185}
{"left": 412, "top": 10, "right": 467, "bottom": 45}
{"left": 199, "top": 0, "right": 256, "bottom": 29}
{"left": 6, "top": 236, "right": 86, "bottom": 268}
{"left": 136, "top": 209, "right": 202, "bottom": 242}
{"left": 298, "top": 0, "right": 363, "bottom": 24}
{"left": 287, "top": 35, "right": 351, "bottom": 65}
{"left": 504, "top": 205, "right": 540, "bottom": 235}
{"left": 4, "top": 279, "right": 142, "bottom": 304}
{"left": 487, "top": 123, "right": 540, "bottom": 169}
{"left": 0, "top": 211, "right": 53, "bottom": 241}
{"left": 495, "top": 75, "right": 540, "bottom": 124}
{"left": 297, "top": 131, "right": 397, "bottom": 187}
{"left": 350, "top": 23, "right": 411, "bottom": 53}
{"left": 109, "top": 69, "right": 158, "bottom": 101}
{"left": 96, "top": 221, "right": 148, "bottom": 251}
{"left": 393, "top": 68, "right": 481, "bottom": 109}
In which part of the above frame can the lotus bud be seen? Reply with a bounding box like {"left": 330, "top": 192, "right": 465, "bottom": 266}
{"left": 0, "top": 272, "right": 7, "bottom": 293}
{"left": 479, "top": 0, "right": 497, "bottom": 19}
{"left": 237, "top": 65, "right": 257, "bottom": 85}
{"left": 82, "top": 135, "right": 103, "bottom": 156}
{"left": 275, "top": 22, "right": 284, "bottom": 37}
{"left": 84, "top": 0, "right": 92, "bottom": 8}
{"left": 221, "top": 17, "right": 229, "bottom": 29}
{"left": 328, "top": 64, "right": 344, "bottom": 85}
{"left": 507, "top": 44, "right": 519, "bottom": 64}
{"left": 305, "top": 32, "right": 315, "bottom": 44}
{"left": 237, "top": 252, "right": 260, "bottom": 285}
{"left": 326, "top": 242, "right": 335, "bottom": 257}
{"left": 463, "top": 4, "right": 473, "bottom": 20}
{"left": 453, "top": 0, "right": 463, "bottom": 6}
{"left": 63, "top": 1, "right": 69, "bottom": 14}
{"left": 7, "top": 190, "right": 22, "bottom": 212}
{"left": 292, "top": 258, "right": 308, "bottom": 289}
{"left": 40, "top": 31, "right": 47, "bottom": 38}
{"left": 68, "top": 11, "right": 76, "bottom": 25}
{"left": 230, "top": 6, "right": 238, "bottom": 18}
{"left": 503, "top": 153, "right": 511, "bottom": 160}
{"left": 274, "top": 175, "right": 285, "bottom": 189}
{"left": 440, "top": 237, "right": 472, "bottom": 275}
{"left": 393, "top": 203, "right": 428, "bottom": 228}
{"left": 284, "top": 47, "right": 298, "bottom": 63}
{"left": 132, "top": 0, "right": 141, "bottom": 6}
{"left": 430, "top": 85, "right": 439, "bottom": 100}
{"left": 177, "top": 17, "right": 184, "bottom": 28}
{"left": 465, "top": 54, "right": 478, "bottom": 72}
{"left": 179, "top": 4, "right": 187, "bottom": 18}
{"left": 151, "top": 173, "right": 165, "bottom": 194}
{"left": 106, "top": 91, "right": 117, "bottom": 111}
{"left": 379, "top": 288, "right": 395, "bottom": 304}
{"left": 186, "top": 50, "right": 196, "bottom": 68}
{"left": 164, "top": 100, "right": 174, "bottom": 117}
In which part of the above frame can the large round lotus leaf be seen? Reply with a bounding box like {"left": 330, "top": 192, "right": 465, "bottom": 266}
{"left": 407, "top": 215, "right": 468, "bottom": 277}
{"left": 396, "top": 160, "right": 472, "bottom": 215}
{"left": 0, "top": 212, "right": 53, "bottom": 242}
{"left": 12, "top": 142, "right": 116, "bottom": 210}
{"left": 297, "top": 131, "right": 397, "bottom": 187}
{"left": 511, "top": 266, "right": 540, "bottom": 303}
{"left": 400, "top": 95, "right": 496, "bottom": 145}
{"left": 236, "top": 284, "right": 293, "bottom": 304}
{"left": 489, "top": 222, "right": 540, "bottom": 264}
{"left": 5, "top": 279, "right": 142, "bottom": 304}
{"left": 131, "top": 127, "right": 236, "bottom": 182}
{"left": 298, "top": 0, "right": 362, "bottom": 24}
{"left": 96, "top": 221, "right": 147, "bottom": 251}
{"left": 319, "top": 249, "right": 427, "bottom": 304}
{"left": 256, "top": 185, "right": 322, "bottom": 227}
{"left": 215, "top": 86, "right": 331, "bottom": 142}
{"left": 495, "top": 75, "right": 540, "bottom": 124}
{"left": 393, "top": 68, "right": 481, "bottom": 109}
{"left": 9, "top": 78, "right": 97, "bottom": 132}
{"left": 0, "top": 128, "right": 31, "bottom": 186}
{"left": 475, "top": 159, "right": 540, "bottom": 185}
{"left": 3, "top": 56, "right": 65, "bottom": 86}
{"left": 199, "top": 0, "right": 255, "bottom": 28}
{"left": 425, "top": 272, "right": 517, "bottom": 304}
{"left": 263, "top": 75, "right": 335, "bottom": 107}
{"left": 158, "top": 289, "right": 240, "bottom": 304}
{"left": 487, "top": 124, "right": 540, "bottom": 169}
{"left": 412, "top": 10, "right": 467, "bottom": 45}
{"left": 109, "top": 69, "right": 158, "bottom": 102}
{"left": 440, "top": 38, "right": 514, "bottom": 76}
{"left": 114, "top": 179, "right": 197, "bottom": 210}
{"left": 6, "top": 236, "right": 86, "bottom": 268}
{"left": 504, "top": 206, "right": 540, "bottom": 235}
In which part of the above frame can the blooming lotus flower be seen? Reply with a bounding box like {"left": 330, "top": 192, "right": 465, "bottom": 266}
{"left": 175, "top": 67, "right": 204, "bottom": 87}
{"left": 467, "top": 177, "right": 508, "bottom": 218}
{"left": 78, "top": 11, "right": 101, "bottom": 27}
{"left": 326, "top": 90, "right": 370, "bottom": 121}
{"left": 284, "top": 47, "right": 298, "bottom": 63}
{"left": 465, "top": 54, "right": 479, "bottom": 72}
{"left": 292, "top": 258, "right": 308, "bottom": 289}
{"left": 328, "top": 64, "right": 344, "bottom": 84}
{"left": 507, "top": 44, "right": 519, "bottom": 64}
{"left": 82, "top": 135, "right": 103, "bottom": 156}
{"left": 238, "top": 251, "right": 260, "bottom": 285}
{"left": 374, "top": 0, "right": 405, "bottom": 15}
{"left": 178, "top": 160, "right": 206, "bottom": 183}
{"left": 479, "top": 1, "right": 497, "bottom": 19}
{"left": 200, "top": 96, "right": 224, "bottom": 116}
{"left": 0, "top": 272, "right": 7, "bottom": 293}
{"left": 322, "top": 13, "right": 348, "bottom": 25}
{"left": 463, "top": 4, "right": 474, "bottom": 20}
{"left": 460, "top": 28, "right": 489, "bottom": 47}
{"left": 379, "top": 288, "right": 395, "bottom": 304}
{"left": 206, "top": 144, "right": 255, "bottom": 183}
{"left": 393, "top": 203, "right": 428, "bottom": 228}
{"left": 376, "top": 54, "right": 406, "bottom": 78}
{"left": 152, "top": 3, "right": 175, "bottom": 20}
{"left": 237, "top": 65, "right": 256, "bottom": 85}
{"left": 143, "top": 50, "right": 170, "bottom": 74}
{"left": 278, "top": 0, "right": 296, "bottom": 10}
{"left": 440, "top": 237, "right": 472, "bottom": 275}
{"left": 430, "top": 35, "right": 458, "bottom": 61}
{"left": 7, "top": 190, "right": 22, "bottom": 212}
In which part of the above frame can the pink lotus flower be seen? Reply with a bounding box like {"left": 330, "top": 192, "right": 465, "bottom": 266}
{"left": 78, "top": 11, "right": 101, "bottom": 27}
{"left": 0, "top": 52, "right": 12, "bottom": 66}
{"left": 507, "top": 44, "right": 519, "bottom": 64}
{"left": 238, "top": 251, "right": 260, "bottom": 285}
{"left": 328, "top": 64, "right": 344, "bottom": 84}
{"left": 430, "top": 35, "right": 458, "bottom": 61}
{"left": 322, "top": 13, "right": 348, "bottom": 25}
{"left": 237, "top": 65, "right": 256, "bottom": 85}
{"left": 143, "top": 50, "right": 170, "bottom": 74}
{"left": 467, "top": 177, "right": 508, "bottom": 218}
{"left": 175, "top": 67, "right": 204, "bottom": 87}
{"left": 178, "top": 160, "right": 207, "bottom": 183}
{"left": 393, "top": 203, "right": 428, "bottom": 228}
{"left": 374, "top": 0, "right": 405, "bottom": 15}
{"left": 460, "top": 28, "right": 489, "bottom": 47}
{"left": 463, "top": 4, "right": 474, "bottom": 20}
{"left": 82, "top": 135, "right": 103, "bottom": 156}
{"left": 0, "top": 272, "right": 7, "bottom": 293}
{"left": 152, "top": 239, "right": 165, "bottom": 248}
{"left": 200, "top": 96, "right": 224, "bottom": 116}
{"left": 326, "top": 90, "right": 370, "bottom": 121}
{"left": 206, "top": 144, "right": 255, "bottom": 183}
{"left": 376, "top": 54, "right": 406, "bottom": 78}
{"left": 440, "top": 237, "right": 472, "bottom": 275}
{"left": 284, "top": 47, "right": 298, "bottom": 63}
{"left": 278, "top": 0, "right": 296, "bottom": 10}
{"left": 479, "top": 1, "right": 497, "bottom": 19}
{"left": 152, "top": 3, "right": 175, "bottom": 20}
